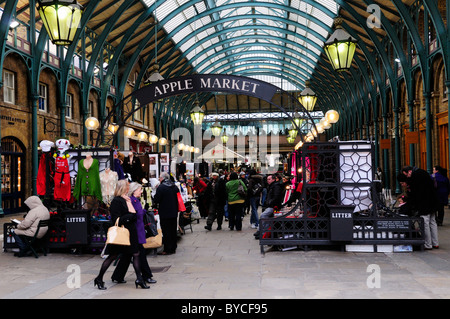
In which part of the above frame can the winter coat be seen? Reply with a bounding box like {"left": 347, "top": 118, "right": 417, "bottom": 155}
{"left": 226, "top": 179, "right": 247, "bottom": 204}
{"left": 248, "top": 174, "right": 264, "bottom": 197}
{"left": 406, "top": 167, "right": 438, "bottom": 215}
{"left": 131, "top": 195, "right": 147, "bottom": 245}
{"left": 264, "top": 181, "right": 283, "bottom": 209}
{"left": 153, "top": 179, "right": 180, "bottom": 219}
{"left": 432, "top": 172, "right": 450, "bottom": 205}
{"left": 15, "top": 196, "right": 50, "bottom": 238}
{"left": 206, "top": 177, "right": 227, "bottom": 206}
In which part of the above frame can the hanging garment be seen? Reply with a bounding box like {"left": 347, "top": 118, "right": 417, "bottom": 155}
{"left": 73, "top": 158, "right": 103, "bottom": 201}
{"left": 37, "top": 152, "right": 53, "bottom": 196}
{"left": 99, "top": 169, "right": 118, "bottom": 205}
{"left": 54, "top": 155, "right": 71, "bottom": 201}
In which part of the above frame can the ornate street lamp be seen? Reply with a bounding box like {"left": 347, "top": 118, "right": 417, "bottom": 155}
{"left": 190, "top": 101, "right": 205, "bottom": 126}
{"left": 298, "top": 81, "right": 317, "bottom": 112}
{"left": 288, "top": 125, "right": 298, "bottom": 139}
{"left": 37, "top": 0, "right": 83, "bottom": 46}
{"left": 286, "top": 136, "right": 295, "bottom": 144}
{"left": 293, "top": 112, "right": 303, "bottom": 128}
{"left": 324, "top": 17, "right": 357, "bottom": 72}
{"left": 211, "top": 118, "right": 223, "bottom": 136}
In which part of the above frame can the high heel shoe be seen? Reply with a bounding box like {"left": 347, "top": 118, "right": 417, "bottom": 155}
{"left": 135, "top": 279, "right": 150, "bottom": 289}
{"left": 94, "top": 277, "right": 107, "bottom": 290}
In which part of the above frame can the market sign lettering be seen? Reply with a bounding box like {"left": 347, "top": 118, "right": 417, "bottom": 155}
{"left": 133, "top": 74, "right": 277, "bottom": 105}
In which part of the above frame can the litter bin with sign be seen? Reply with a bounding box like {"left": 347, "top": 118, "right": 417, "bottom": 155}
{"left": 65, "top": 209, "right": 90, "bottom": 245}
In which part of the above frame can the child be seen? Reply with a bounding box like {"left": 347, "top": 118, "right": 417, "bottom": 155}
{"left": 397, "top": 195, "right": 411, "bottom": 216}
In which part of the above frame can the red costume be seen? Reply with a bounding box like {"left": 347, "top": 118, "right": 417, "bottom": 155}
{"left": 37, "top": 152, "right": 53, "bottom": 196}
{"left": 54, "top": 155, "right": 71, "bottom": 201}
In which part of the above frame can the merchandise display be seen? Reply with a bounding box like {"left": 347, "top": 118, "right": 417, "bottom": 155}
{"left": 53, "top": 138, "right": 72, "bottom": 202}
{"left": 99, "top": 168, "right": 119, "bottom": 206}
{"left": 73, "top": 153, "right": 103, "bottom": 202}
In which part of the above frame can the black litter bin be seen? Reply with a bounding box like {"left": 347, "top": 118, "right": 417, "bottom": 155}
{"left": 65, "top": 209, "right": 91, "bottom": 245}
{"left": 329, "top": 205, "right": 355, "bottom": 241}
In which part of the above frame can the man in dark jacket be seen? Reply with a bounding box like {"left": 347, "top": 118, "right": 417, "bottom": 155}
{"left": 253, "top": 174, "right": 283, "bottom": 239}
{"left": 153, "top": 172, "right": 179, "bottom": 255}
{"left": 205, "top": 172, "right": 227, "bottom": 230}
{"left": 247, "top": 170, "right": 264, "bottom": 229}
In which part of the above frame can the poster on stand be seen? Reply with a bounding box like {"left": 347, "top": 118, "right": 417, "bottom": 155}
{"left": 148, "top": 153, "right": 159, "bottom": 179}
{"left": 186, "top": 162, "right": 195, "bottom": 178}
{"left": 160, "top": 153, "right": 170, "bottom": 175}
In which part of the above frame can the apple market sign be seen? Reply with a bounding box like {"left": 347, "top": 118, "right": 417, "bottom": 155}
{"left": 133, "top": 74, "right": 278, "bottom": 105}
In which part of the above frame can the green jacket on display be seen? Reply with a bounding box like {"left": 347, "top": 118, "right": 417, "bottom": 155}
{"left": 73, "top": 158, "right": 103, "bottom": 202}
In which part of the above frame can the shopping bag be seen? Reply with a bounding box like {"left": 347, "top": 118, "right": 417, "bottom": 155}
{"left": 177, "top": 192, "right": 186, "bottom": 212}
{"left": 143, "top": 229, "right": 162, "bottom": 249}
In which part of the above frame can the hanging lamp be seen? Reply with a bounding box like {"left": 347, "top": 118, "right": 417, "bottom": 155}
{"left": 298, "top": 81, "right": 317, "bottom": 112}
{"left": 190, "top": 100, "right": 205, "bottom": 125}
{"left": 37, "top": 0, "right": 83, "bottom": 46}
{"left": 211, "top": 118, "right": 223, "bottom": 136}
{"left": 324, "top": 17, "right": 357, "bottom": 72}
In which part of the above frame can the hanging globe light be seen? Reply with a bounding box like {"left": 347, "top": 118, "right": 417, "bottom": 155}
{"left": 37, "top": 0, "right": 83, "bottom": 46}
{"left": 325, "top": 110, "right": 340, "bottom": 124}
{"left": 190, "top": 101, "right": 205, "bottom": 126}
{"left": 85, "top": 117, "right": 99, "bottom": 130}
{"left": 211, "top": 118, "right": 223, "bottom": 136}
{"left": 177, "top": 143, "right": 185, "bottom": 151}
{"left": 137, "top": 132, "right": 148, "bottom": 142}
{"left": 149, "top": 134, "right": 159, "bottom": 144}
{"left": 107, "top": 123, "right": 119, "bottom": 134}
{"left": 124, "top": 127, "right": 135, "bottom": 138}
{"left": 324, "top": 17, "right": 357, "bottom": 72}
{"left": 298, "top": 81, "right": 317, "bottom": 112}
{"left": 159, "top": 137, "right": 168, "bottom": 146}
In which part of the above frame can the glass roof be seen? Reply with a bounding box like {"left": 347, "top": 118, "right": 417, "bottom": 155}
{"left": 142, "top": 0, "right": 339, "bottom": 91}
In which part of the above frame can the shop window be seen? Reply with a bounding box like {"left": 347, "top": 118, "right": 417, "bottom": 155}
{"left": 1, "top": 137, "right": 25, "bottom": 214}
{"left": 3, "top": 70, "right": 15, "bottom": 104}
{"left": 134, "top": 99, "right": 141, "bottom": 122}
{"left": 39, "top": 83, "right": 48, "bottom": 112}
{"left": 66, "top": 93, "right": 73, "bottom": 119}
{"left": 88, "top": 100, "right": 94, "bottom": 117}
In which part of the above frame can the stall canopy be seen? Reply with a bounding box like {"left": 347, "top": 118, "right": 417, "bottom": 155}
{"left": 198, "top": 144, "right": 245, "bottom": 161}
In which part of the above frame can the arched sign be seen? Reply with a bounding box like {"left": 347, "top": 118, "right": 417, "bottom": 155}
{"left": 96, "top": 74, "right": 316, "bottom": 147}
{"left": 133, "top": 74, "right": 278, "bottom": 105}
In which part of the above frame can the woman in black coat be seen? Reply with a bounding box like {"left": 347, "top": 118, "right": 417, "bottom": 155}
{"left": 94, "top": 180, "right": 149, "bottom": 290}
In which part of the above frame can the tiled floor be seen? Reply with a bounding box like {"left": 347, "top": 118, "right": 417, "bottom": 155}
{"left": 1, "top": 211, "right": 450, "bottom": 299}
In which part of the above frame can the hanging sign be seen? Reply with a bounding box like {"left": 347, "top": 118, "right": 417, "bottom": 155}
{"left": 133, "top": 74, "right": 278, "bottom": 105}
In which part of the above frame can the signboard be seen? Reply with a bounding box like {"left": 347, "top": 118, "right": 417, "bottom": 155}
{"left": 405, "top": 131, "right": 419, "bottom": 144}
{"left": 133, "top": 74, "right": 278, "bottom": 106}
{"left": 380, "top": 139, "right": 391, "bottom": 149}
{"left": 376, "top": 220, "right": 410, "bottom": 230}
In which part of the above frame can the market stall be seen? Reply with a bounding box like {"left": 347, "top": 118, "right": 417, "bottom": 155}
{"left": 259, "top": 141, "right": 425, "bottom": 254}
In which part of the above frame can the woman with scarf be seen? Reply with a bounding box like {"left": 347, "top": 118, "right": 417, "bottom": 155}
{"left": 94, "top": 179, "right": 149, "bottom": 290}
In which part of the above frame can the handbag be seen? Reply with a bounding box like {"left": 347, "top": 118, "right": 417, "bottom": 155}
{"left": 106, "top": 218, "right": 130, "bottom": 246}
{"left": 143, "top": 229, "right": 162, "bottom": 249}
{"left": 143, "top": 210, "right": 158, "bottom": 238}
{"left": 237, "top": 181, "right": 246, "bottom": 198}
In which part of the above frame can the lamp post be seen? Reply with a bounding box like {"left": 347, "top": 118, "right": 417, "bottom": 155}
{"left": 324, "top": 17, "right": 357, "bottom": 72}
{"left": 37, "top": 0, "right": 83, "bottom": 46}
